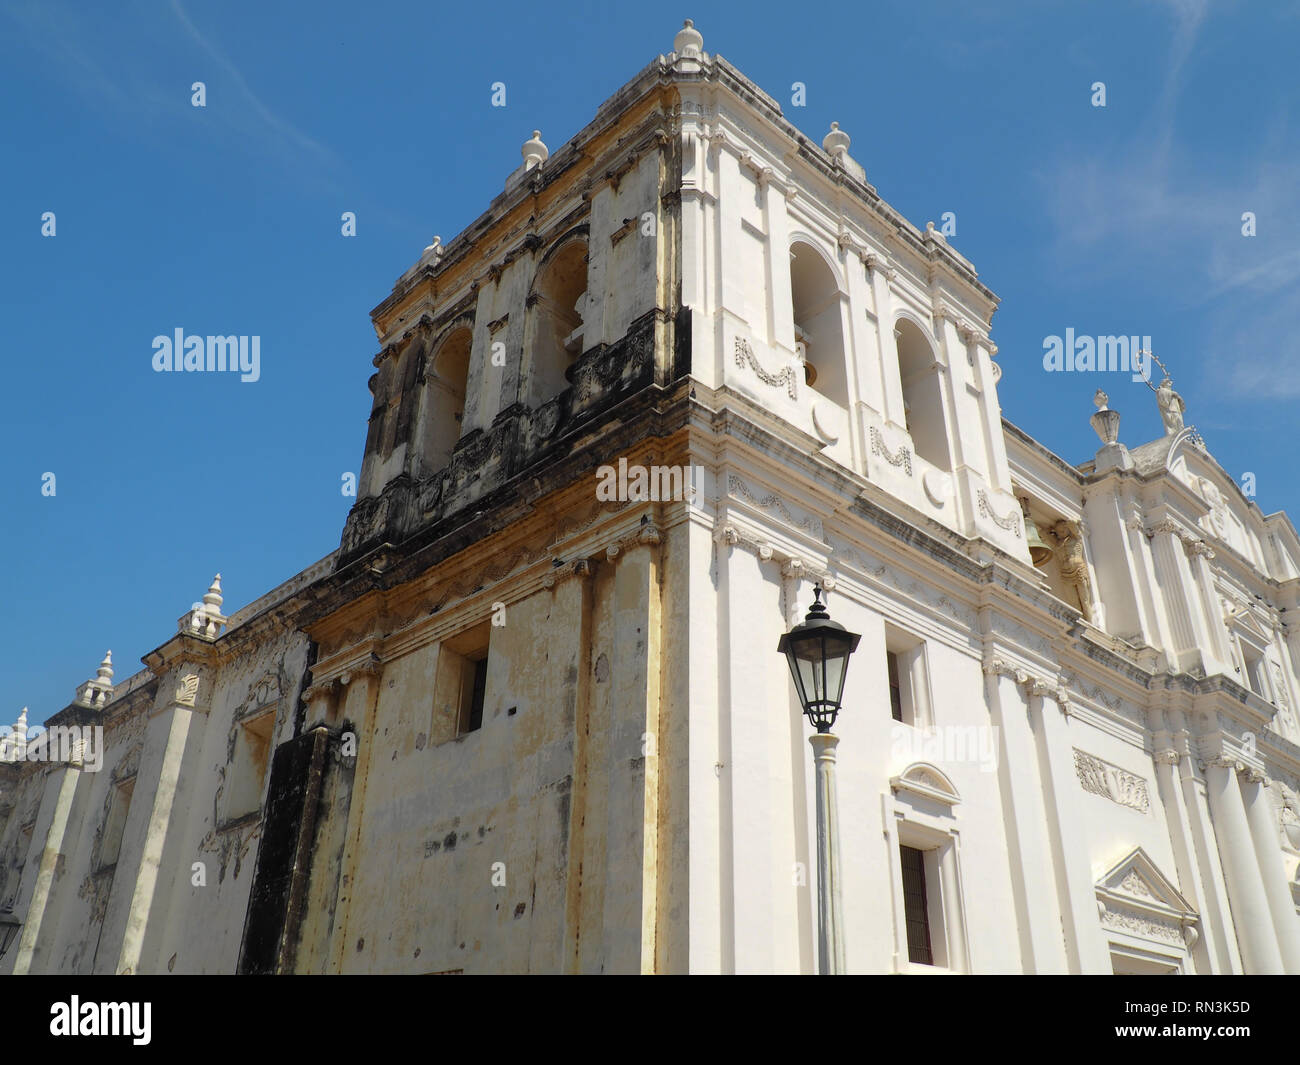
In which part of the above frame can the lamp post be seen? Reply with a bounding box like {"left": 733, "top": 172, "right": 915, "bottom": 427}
{"left": 777, "top": 584, "right": 860, "bottom": 974}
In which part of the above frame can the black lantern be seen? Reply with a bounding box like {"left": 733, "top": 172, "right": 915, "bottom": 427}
{"left": 777, "top": 585, "right": 861, "bottom": 732}
{"left": 0, "top": 904, "right": 20, "bottom": 960}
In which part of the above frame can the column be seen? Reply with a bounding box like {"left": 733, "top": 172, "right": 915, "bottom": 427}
{"left": 1169, "top": 715, "right": 1241, "bottom": 971}
{"left": 1027, "top": 682, "right": 1113, "bottom": 973}
{"left": 1203, "top": 758, "right": 1284, "bottom": 973}
{"left": 865, "top": 256, "right": 906, "bottom": 431}
{"left": 1241, "top": 770, "right": 1300, "bottom": 972}
{"left": 1150, "top": 716, "right": 1215, "bottom": 973}
{"left": 809, "top": 733, "right": 845, "bottom": 974}
{"left": 983, "top": 662, "right": 1068, "bottom": 972}
{"left": 938, "top": 838, "right": 970, "bottom": 973}
{"left": 9, "top": 762, "right": 83, "bottom": 974}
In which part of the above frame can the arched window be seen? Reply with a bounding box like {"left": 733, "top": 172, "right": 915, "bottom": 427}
{"left": 528, "top": 239, "right": 588, "bottom": 405}
{"left": 421, "top": 326, "right": 471, "bottom": 473}
{"left": 789, "top": 241, "right": 848, "bottom": 408}
{"left": 895, "top": 318, "right": 950, "bottom": 472}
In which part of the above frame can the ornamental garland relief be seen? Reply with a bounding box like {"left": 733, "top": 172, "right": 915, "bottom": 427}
{"left": 977, "top": 489, "right": 1021, "bottom": 537}
{"left": 1074, "top": 748, "right": 1150, "bottom": 813}
{"left": 734, "top": 337, "right": 798, "bottom": 399}
{"left": 869, "top": 426, "right": 912, "bottom": 476}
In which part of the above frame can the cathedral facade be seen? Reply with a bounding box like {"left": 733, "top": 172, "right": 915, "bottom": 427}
{"left": 3, "top": 21, "right": 1300, "bottom": 975}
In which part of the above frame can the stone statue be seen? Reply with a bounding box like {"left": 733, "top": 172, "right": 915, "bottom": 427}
{"left": 1052, "top": 520, "right": 1094, "bottom": 623}
{"left": 1156, "top": 376, "right": 1185, "bottom": 435}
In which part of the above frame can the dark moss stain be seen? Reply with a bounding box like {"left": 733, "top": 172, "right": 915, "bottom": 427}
{"left": 443, "top": 831, "right": 457, "bottom": 851}
{"left": 557, "top": 791, "right": 571, "bottom": 849}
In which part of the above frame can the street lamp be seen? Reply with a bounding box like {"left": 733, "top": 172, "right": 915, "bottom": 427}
{"left": 778, "top": 584, "right": 860, "bottom": 974}
{"left": 0, "top": 903, "right": 20, "bottom": 961}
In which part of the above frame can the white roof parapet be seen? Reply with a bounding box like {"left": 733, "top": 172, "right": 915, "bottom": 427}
{"left": 179, "top": 573, "right": 228, "bottom": 640}
{"left": 73, "top": 650, "right": 115, "bottom": 710}
{"left": 0, "top": 707, "right": 28, "bottom": 761}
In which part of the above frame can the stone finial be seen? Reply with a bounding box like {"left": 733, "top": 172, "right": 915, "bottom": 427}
{"left": 1094, "top": 389, "right": 1109, "bottom": 410}
{"left": 822, "top": 121, "right": 851, "bottom": 159}
{"left": 203, "top": 573, "right": 223, "bottom": 611}
{"left": 182, "top": 573, "right": 228, "bottom": 640}
{"left": 2, "top": 707, "right": 29, "bottom": 760}
{"left": 76, "top": 650, "right": 116, "bottom": 709}
{"left": 674, "top": 18, "right": 704, "bottom": 58}
{"left": 522, "top": 131, "right": 549, "bottom": 171}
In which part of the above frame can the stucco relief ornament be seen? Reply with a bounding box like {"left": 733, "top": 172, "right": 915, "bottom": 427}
{"left": 1199, "top": 477, "right": 1227, "bottom": 538}
{"left": 1275, "top": 782, "right": 1300, "bottom": 850}
{"left": 869, "top": 426, "right": 912, "bottom": 476}
{"left": 734, "top": 337, "right": 798, "bottom": 399}
{"left": 976, "top": 489, "right": 1021, "bottom": 536}
{"left": 1271, "top": 662, "right": 1299, "bottom": 738}
{"left": 174, "top": 674, "right": 200, "bottom": 708}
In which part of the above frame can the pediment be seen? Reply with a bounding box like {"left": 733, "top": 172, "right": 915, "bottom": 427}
{"left": 890, "top": 762, "right": 960, "bottom": 807}
{"left": 1095, "top": 847, "right": 1198, "bottom": 948}
{"left": 1231, "top": 608, "right": 1270, "bottom": 646}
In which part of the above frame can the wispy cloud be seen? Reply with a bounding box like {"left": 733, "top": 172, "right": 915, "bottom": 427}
{"left": 2, "top": 0, "right": 338, "bottom": 176}
{"left": 167, "top": 0, "right": 335, "bottom": 167}
{"left": 1039, "top": 0, "right": 1300, "bottom": 400}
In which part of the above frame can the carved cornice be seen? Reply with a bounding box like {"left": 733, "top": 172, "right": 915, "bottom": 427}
{"left": 982, "top": 656, "right": 1070, "bottom": 712}
{"left": 600, "top": 522, "right": 663, "bottom": 565}
{"left": 714, "top": 523, "right": 834, "bottom": 590}
{"left": 339, "top": 653, "right": 382, "bottom": 687}
{"left": 727, "top": 474, "right": 825, "bottom": 539}
{"left": 301, "top": 677, "right": 340, "bottom": 705}
{"left": 1131, "top": 517, "right": 1215, "bottom": 558}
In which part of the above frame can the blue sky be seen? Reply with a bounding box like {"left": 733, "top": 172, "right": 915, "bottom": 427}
{"left": 2, "top": 0, "right": 1296, "bottom": 722}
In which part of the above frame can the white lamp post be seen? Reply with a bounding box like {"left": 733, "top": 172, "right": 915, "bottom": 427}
{"left": 778, "top": 585, "right": 860, "bottom": 974}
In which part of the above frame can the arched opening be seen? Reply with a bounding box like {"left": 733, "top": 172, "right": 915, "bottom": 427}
{"left": 529, "top": 239, "right": 588, "bottom": 405}
{"left": 422, "top": 326, "right": 472, "bottom": 472}
{"left": 789, "top": 241, "right": 848, "bottom": 407}
{"left": 895, "top": 318, "right": 950, "bottom": 472}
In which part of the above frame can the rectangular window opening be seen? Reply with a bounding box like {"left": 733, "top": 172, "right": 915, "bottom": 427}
{"left": 462, "top": 654, "right": 488, "bottom": 734}
{"left": 900, "top": 844, "right": 934, "bottom": 965}
{"left": 887, "top": 650, "right": 904, "bottom": 723}
{"left": 98, "top": 777, "right": 135, "bottom": 871}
